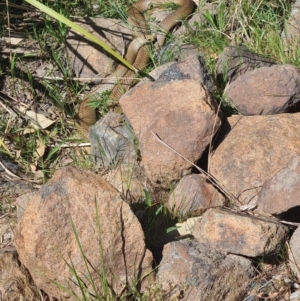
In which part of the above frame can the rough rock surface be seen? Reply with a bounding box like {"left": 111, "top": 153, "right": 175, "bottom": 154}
{"left": 157, "top": 240, "right": 255, "bottom": 301}
{"left": 66, "top": 18, "right": 132, "bottom": 78}
{"left": 120, "top": 79, "right": 222, "bottom": 185}
{"left": 225, "top": 65, "right": 300, "bottom": 115}
{"left": 210, "top": 113, "right": 300, "bottom": 206}
{"left": 289, "top": 226, "right": 300, "bottom": 282}
{"left": 168, "top": 174, "right": 225, "bottom": 217}
{"left": 216, "top": 46, "right": 275, "bottom": 83}
{"left": 0, "top": 250, "right": 37, "bottom": 301}
{"left": 193, "top": 208, "right": 288, "bottom": 257}
{"left": 14, "top": 167, "right": 153, "bottom": 299}
{"left": 89, "top": 112, "right": 136, "bottom": 168}
{"left": 257, "top": 155, "right": 300, "bottom": 217}
{"left": 156, "top": 55, "right": 215, "bottom": 93}
{"left": 281, "top": 0, "right": 300, "bottom": 45}
{"left": 89, "top": 112, "right": 147, "bottom": 202}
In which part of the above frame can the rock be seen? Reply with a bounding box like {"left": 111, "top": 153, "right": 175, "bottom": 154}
{"left": 157, "top": 240, "right": 255, "bottom": 301}
{"left": 89, "top": 112, "right": 136, "bottom": 168}
{"left": 0, "top": 250, "right": 37, "bottom": 301}
{"left": 289, "top": 226, "right": 300, "bottom": 282}
{"left": 139, "top": 54, "right": 213, "bottom": 89}
{"left": 168, "top": 174, "right": 225, "bottom": 217}
{"left": 120, "top": 80, "right": 222, "bottom": 185}
{"left": 14, "top": 167, "right": 153, "bottom": 299}
{"left": 216, "top": 46, "right": 275, "bottom": 83}
{"left": 210, "top": 113, "right": 300, "bottom": 206}
{"left": 281, "top": 0, "right": 300, "bottom": 45}
{"left": 246, "top": 275, "right": 293, "bottom": 301}
{"left": 156, "top": 55, "right": 215, "bottom": 93}
{"left": 193, "top": 208, "right": 288, "bottom": 257}
{"left": 225, "top": 65, "right": 300, "bottom": 115}
{"left": 257, "top": 155, "right": 300, "bottom": 217}
{"left": 90, "top": 112, "right": 148, "bottom": 202}
{"left": 66, "top": 17, "right": 132, "bottom": 78}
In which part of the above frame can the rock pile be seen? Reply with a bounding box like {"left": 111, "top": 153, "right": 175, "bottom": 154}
{"left": 8, "top": 1, "right": 300, "bottom": 300}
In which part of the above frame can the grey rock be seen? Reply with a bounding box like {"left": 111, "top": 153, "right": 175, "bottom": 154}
{"left": 216, "top": 46, "right": 275, "bottom": 83}
{"left": 89, "top": 112, "right": 137, "bottom": 168}
{"left": 157, "top": 240, "right": 255, "bottom": 301}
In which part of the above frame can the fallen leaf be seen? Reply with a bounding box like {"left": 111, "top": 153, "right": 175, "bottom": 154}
{"left": 35, "top": 139, "right": 45, "bottom": 157}
{"left": 25, "top": 110, "right": 55, "bottom": 129}
{"left": 5, "top": 37, "right": 23, "bottom": 45}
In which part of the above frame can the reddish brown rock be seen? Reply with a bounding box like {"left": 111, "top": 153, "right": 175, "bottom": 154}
{"left": 14, "top": 167, "right": 153, "bottom": 299}
{"left": 289, "top": 226, "right": 300, "bottom": 282}
{"left": 210, "top": 114, "right": 300, "bottom": 206}
{"left": 66, "top": 18, "right": 132, "bottom": 78}
{"left": 225, "top": 65, "right": 300, "bottom": 115}
{"left": 157, "top": 240, "right": 254, "bottom": 301}
{"left": 168, "top": 174, "right": 225, "bottom": 217}
{"left": 257, "top": 156, "right": 300, "bottom": 216}
{"left": 120, "top": 80, "right": 222, "bottom": 185}
{"left": 193, "top": 208, "right": 288, "bottom": 257}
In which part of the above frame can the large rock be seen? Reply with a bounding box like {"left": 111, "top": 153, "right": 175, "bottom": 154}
{"left": 193, "top": 208, "right": 288, "bottom": 257}
{"left": 120, "top": 79, "right": 222, "bottom": 185}
{"left": 225, "top": 65, "right": 300, "bottom": 115}
{"left": 14, "top": 167, "right": 153, "bottom": 299}
{"left": 157, "top": 240, "right": 255, "bottom": 301}
{"left": 257, "top": 155, "right": 300, "bottom": 217}
{"left": 210, "top": 113, "right": 300, "bottom": 206}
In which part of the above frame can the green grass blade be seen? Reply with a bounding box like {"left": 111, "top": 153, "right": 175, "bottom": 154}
{"left": 24, "top": 0, "right": 137, "bottom": 72}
